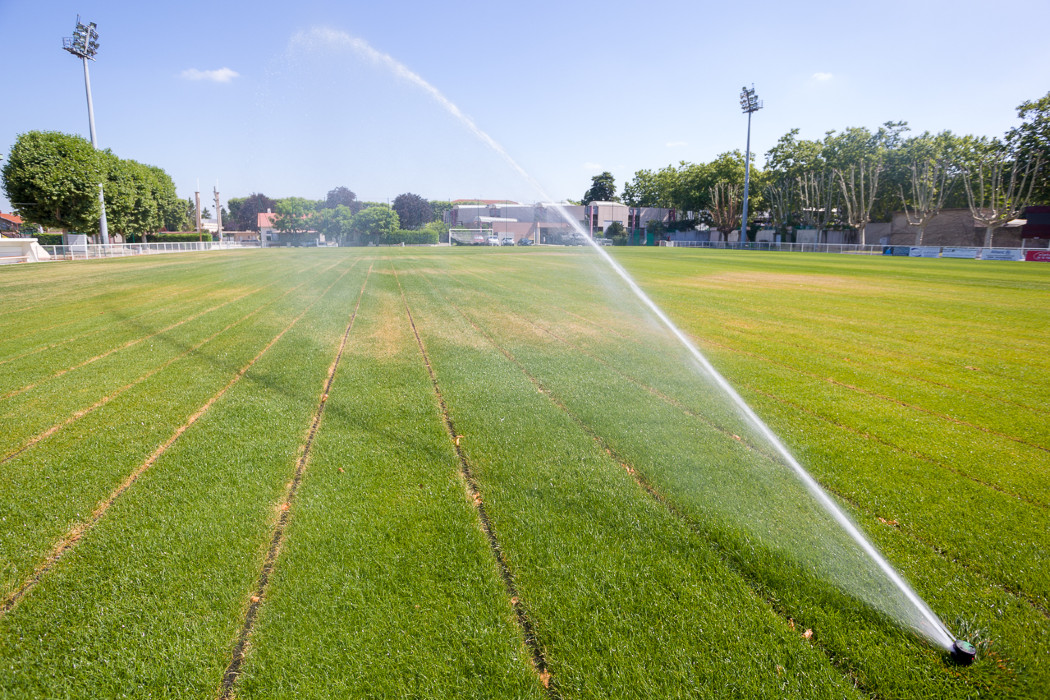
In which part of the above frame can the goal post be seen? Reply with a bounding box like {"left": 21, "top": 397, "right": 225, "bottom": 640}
{"left": 449, "top": 228, "right": 490, "bottom": 245}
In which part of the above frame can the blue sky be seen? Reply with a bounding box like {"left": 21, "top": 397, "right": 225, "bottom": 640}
{"left": 2, "top": 0, "right": 1048, "bottom": 214}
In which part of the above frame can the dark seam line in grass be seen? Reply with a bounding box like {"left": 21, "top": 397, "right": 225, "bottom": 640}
{"left": 391, "top": 263, "right": 558, "bottom": 698}
{"left": 431, "top": 290, "right": 881, "bottom": 699}
{"left": 0, "top": 280, "right": 221, "bottom": 368}
{"left": 0, "top": 273, "right": 324, "bottom": 467}
{"left": 0, "top": 260, "right": 361, "bottom": 619}
{"left": 217, "top": 262, "right": 373, "bottom": 699}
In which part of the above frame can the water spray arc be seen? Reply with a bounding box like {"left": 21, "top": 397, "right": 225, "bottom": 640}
{"left": 296, "top": 26, "right": 972, "bottom": 662}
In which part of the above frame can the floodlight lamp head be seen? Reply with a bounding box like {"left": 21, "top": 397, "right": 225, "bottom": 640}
{"left": 63, "top": 16, "right": 99, "bottom": 60}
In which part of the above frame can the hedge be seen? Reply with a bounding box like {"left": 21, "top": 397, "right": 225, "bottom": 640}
{"left": 379, "top": 229, "right": 438, "bottom": 245}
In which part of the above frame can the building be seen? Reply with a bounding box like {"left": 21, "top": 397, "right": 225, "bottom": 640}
{"left": 0, "top": 211, "right": 24, "bottom": 235}
{"left": 445, "top": 201, "right": 676, "bottom": 245}
{"left": 257, "top": 210, "right": 322, "bottom": 247}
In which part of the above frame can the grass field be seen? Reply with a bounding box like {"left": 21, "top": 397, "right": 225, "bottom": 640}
{"left": 0, "top": 247, "right": 1046, "bottom": 699}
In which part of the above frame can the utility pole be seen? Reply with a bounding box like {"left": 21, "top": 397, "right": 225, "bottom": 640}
{"left": 214, "top": 185, "right": 222, "bottom": 244}
{"left": 63, "top": 16, "right": 109, "bottom": 245}
{"left": 195, "top": 180, "right": 202, "bottom": 241}
{"left": 739, "top": 85, "right": 763, "bottom": 246}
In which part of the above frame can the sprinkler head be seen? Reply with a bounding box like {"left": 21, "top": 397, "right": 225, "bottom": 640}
{"left": 950, "top": 639, "right": 976, "bottom": 665}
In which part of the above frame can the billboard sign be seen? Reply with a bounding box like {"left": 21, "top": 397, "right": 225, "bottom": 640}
{"left": 1025, "top": 250, "right": 1050, "bottom": 262}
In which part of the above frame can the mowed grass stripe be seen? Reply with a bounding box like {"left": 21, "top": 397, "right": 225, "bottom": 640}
{"left": 231, "top": 262, "right": 544, "bottom": 699}
{"left": 395, "top": 263, "right": 555, "bottom": 694}
{"left": 0, "top": 254, "right": 370, "bottom": 697}
{"left": 218, "top": 262, "right": 372, "bottom": 697}
{"left": 394, "top": 255, "right": 860, "bottom": 699}
{"left": 0, "top": 257, "right": 352, "bottom": 597}
{"left": 0, "top": 258, "right": 361, "bottom": 615}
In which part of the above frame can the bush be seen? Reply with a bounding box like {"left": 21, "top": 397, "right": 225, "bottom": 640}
{"left": 611, "top": 235, "right": 628, "bottom": 246}
{"left": 380, "top": 229, "right": 438, "bottom": 245}
{"left": 152, "top": 232, "right": 214, "bottom": 243}
{"left": 34, "top": 233, "right": 64, "bottom": 245}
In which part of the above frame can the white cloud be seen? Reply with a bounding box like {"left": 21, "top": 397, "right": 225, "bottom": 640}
{"left": 665, "top": 140, "right": 688, "bottom": 148}
{"left": 180, "top": 67, "right": 240, "bottom": 83}
{"left": 811, "top": 72, "right": 833, "bottom": 82}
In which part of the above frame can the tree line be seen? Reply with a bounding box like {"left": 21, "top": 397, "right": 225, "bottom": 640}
{"left": 2, "top": 131, "right": 186, "bottom": 241}
{"left": 604, "top": 92, "right": 1048, "bottom": 244}
{"left": 227, "top": 189, "right": 451, "bottom": 245}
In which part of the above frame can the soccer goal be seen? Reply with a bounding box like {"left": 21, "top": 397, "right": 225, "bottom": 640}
{"left": 449, "top": 228, "right": 490, "bottom": 245}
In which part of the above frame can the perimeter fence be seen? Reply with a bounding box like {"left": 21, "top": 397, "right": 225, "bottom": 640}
{"left": 660, "top": 240, "right": 1050, "bottom": 261}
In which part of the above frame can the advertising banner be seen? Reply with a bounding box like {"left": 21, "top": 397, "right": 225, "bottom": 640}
{"left": 941, "top": 247, "right": 978, "bottom": 259}
{"left": 980, "top": 249, "right": 1023, "bottom": 261}
{"left": 1025, "top": 250, "right": 1050, "bottom": 262}
{"left": 909, "top": 246, "right": 941, "bottom": 258}
{"left": 882, "top": 246, "right": 911, "bottom": 256}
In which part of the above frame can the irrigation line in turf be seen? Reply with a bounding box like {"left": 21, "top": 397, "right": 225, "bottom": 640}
{"left": 0, "top": 260, "right": 361, "bottom": 617}
{"left": 391, "top": 263, "right": 557, "bottom": 697}
{"left": 0, "top": 271, "right": 326, "bottom": 467}
{"left": 218, "top": 262, "right": 373, "bottom": 699}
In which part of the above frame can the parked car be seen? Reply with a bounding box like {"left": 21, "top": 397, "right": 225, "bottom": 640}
{"left": 472, "top": 234, "right": 486, "bottom": 245}
{"left": 516, "top": 238, "right": 534, "bottom": 246}
{"left": 487, "top": 235, "right": 500, "bottom": 246}
{"left": 500, "top": 237, "right": 514, "bottom": 246}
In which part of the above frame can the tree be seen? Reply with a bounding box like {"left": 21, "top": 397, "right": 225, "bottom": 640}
{"left": 708, "top": 181, "right": 742, "bottom": 240}
{"left": 392, "top": 192, "right": 432, "bottom": 230}
{"left": 349, "top": 205, "right": 399, "bottom": 245}
{"left": 835, "top": 159, "right": 883, "bottom": 244}
{"left": 324, "top": 186, "right": 360, "bottom": 212}
{"left": 1, "top": 131, "right": 103, "bottom": 233}
{"left": 273, "top": 197, "right": 315, "bottom": 234}
{"left": 1005, "top": 92, "right": 1050, "bottom": 205}
{"left": 798, "top": 169, "right": 839, "bottom": 240}
{"left": 227, "top": 193, "right": 276, "bottom": 231}
{"left": 429, "top": 200, "right": 453, "bottom": 224}
{"left": 309, "top": 205, "right": 355, "bottom": 243}
{"left": 582, "top": 171, "right": 619, "bottom": 205}
{"left": 963, "top": 146, "right": 1041, "bottom": 246}
{"left": 900, "top": 158, "right": 954, "bottom": 245}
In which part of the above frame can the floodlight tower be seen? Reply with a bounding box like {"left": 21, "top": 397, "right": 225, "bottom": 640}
{"left": 739, "top": 85, "right": 763, "bottom": 246}
{"left": 63, "top": 16, "right": 109, "bottom": 245}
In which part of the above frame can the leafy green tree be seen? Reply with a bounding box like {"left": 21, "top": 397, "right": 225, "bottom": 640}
{"left": 1006, "top": 92, "right": 1050, "bottom": 204}
{"left": 349, "top": 205, "right": 399, "bottom": 244}
{"left": 392, "top": 192, "right": 432, "bottom": 229}
{"left": 227, "top": 193, "right": 276, "bottom": 231}
{"left": 310, "top": 205, "right": 355, "bottom": 243}
{"left": 324, "top": 186, "right": 361, "bottom": 213}
{"left": 1, "top": 131, "right": 103, "bottom": 233}
{"left": 104, "top": 155, "right": 160, "bottom": 241}
{"left": 429, "top": 200, "right": 453, "bottom": 223}
{"left": 582, "top": 171, "right": 619, "bottom": 205}
{"left": 273, "top": 197, "right": 316, "bottom": 234}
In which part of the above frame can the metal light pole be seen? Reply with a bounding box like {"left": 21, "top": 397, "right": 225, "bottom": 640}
{"left": 63, "top": 17, "right": 109, "bottom": 245}
{"left": 739, "top": 85, "right": 763, "bottom": 247}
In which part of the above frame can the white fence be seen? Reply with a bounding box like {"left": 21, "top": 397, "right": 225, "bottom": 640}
{"left": 38, "top": 241, "right": 251, "bottom": 261}
{"left": 661, "top": 240, "right": 1048, "bottom": 260}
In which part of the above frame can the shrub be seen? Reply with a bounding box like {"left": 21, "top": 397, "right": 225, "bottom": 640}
{"left": 152, "top": 232, "right": 214, "bottom": 243}
{"left": 379, "top": 229, "right": 438, "bottom": 245}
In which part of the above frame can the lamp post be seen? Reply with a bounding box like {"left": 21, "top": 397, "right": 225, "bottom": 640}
{"left": 739, "top": 85, "right": 763, "bottom": 247}
{"left": 63, "top": 16, "right": 109, "bottom": 245}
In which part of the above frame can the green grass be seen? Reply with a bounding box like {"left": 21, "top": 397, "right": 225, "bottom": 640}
{"left": 0, "top": 247, "right": 1047, "bottom": 699}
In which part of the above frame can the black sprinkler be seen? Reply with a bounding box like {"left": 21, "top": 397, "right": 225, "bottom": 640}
{"left": 950, "top": 639, "right": 977, "bottom": 665}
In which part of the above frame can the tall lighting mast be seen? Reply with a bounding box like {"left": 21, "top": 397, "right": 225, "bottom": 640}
{"left": 63, "top": 16, "right": 109, "bottom": 245}
{"left": 739, "top": 85, "right": 763, "bottom": 246}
